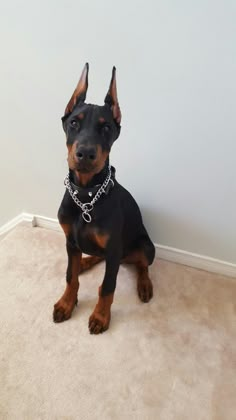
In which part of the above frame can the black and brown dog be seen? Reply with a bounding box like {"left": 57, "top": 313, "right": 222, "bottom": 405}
{"left": 53, "top": 63, "right": 155, "bottom": 334}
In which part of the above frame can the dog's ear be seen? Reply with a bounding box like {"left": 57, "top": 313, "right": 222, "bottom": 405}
{"left": 64, "top": 63, "right": 89, "bottom": 116}
{"left": 104, "top": 67, "right": 121, "bottom": 124}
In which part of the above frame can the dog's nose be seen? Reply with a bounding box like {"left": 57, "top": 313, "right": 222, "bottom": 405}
{"left": 76, "top": 145, "right": 97, "bottom": 161}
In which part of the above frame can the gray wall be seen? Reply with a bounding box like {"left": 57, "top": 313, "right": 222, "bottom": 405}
{"left": 1, "top": 1, "right": 236, "bottom": 263}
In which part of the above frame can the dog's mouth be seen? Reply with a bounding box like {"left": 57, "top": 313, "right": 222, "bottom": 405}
{"left": 68, "top": 154, "right": 97, "bottom": 174}
{"left": 74, "top": 161, "right": 97, "bottom": 174}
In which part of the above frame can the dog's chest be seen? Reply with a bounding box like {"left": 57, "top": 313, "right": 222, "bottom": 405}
{"left": 75, "top": 222, "right": 109, "bottom": 256}
{"left": 58, "top": 187, "right": 121, "bottom": 255}
{"left": 60, "top": 204, "right": 111, "bottom": 256}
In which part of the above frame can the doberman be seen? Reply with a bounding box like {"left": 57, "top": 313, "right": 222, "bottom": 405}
{"left": 53, "top": 63, "right": 155, "bottom": 334}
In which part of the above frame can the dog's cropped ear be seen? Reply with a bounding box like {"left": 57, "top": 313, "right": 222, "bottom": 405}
{"left": 104, "top": 67, "right": 121, "bottom": 124}
{"left": 64, "top": 63, "right": 89, "bottom": 116}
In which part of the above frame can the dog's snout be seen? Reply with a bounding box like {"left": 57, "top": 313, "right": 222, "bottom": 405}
{"left": 76, "top": 145, "right": 97, "bottom": 161}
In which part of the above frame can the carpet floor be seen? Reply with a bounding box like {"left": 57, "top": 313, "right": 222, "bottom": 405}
{"left": 0, "top": 223, "right": 235, "bottom": 420}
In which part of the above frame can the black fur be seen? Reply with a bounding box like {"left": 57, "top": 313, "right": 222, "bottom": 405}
{"left": 57, "top": 65, "right": 155, "bottom": 305}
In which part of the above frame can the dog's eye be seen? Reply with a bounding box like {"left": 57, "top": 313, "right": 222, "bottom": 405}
{"left": 70, "top": 119, "right": 79, "bottom": 128}
{"left": 102, "top": 124, "right": 111, "bottom": 134}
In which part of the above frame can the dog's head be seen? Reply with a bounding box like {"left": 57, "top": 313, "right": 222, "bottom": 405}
{"left": 62, "top": 63, "right": 121, "bottom": 180}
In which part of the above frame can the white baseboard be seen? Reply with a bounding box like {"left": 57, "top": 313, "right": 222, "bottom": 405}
{"left": 156, "top": 244, "right": 236, "bottom": 278}
{"left": 1, "top": 213, "right": 236, "bottom": 278}
{"left": 0, "top": 213, "right": 34, "bottom": 238}
{"left": 32, "top": 215, "right": 61, "bottom": 232}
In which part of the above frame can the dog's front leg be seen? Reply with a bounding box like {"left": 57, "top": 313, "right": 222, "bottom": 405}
{"left": 53, "top": 240, "right": 81, "bottom": 323}
{"left": 89, "top": 252, "right": 121, "bottom": 334}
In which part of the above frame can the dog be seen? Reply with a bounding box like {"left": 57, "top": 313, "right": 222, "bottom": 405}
{"left": 53, "top": 63, "right": 155, "bottom": 334}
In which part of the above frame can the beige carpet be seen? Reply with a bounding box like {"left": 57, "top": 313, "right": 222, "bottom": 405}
{"left": 0, "top": 224, "right": 236, "bottom": 420}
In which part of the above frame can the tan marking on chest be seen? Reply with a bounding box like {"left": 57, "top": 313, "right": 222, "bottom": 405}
{"left": 90, "top": 232, "right": 110, "bottom": 249}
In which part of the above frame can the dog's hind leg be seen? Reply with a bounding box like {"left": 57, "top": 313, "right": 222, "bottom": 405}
{"left": 80, "top": 256, "right": 104, "bottom": 274}
{"left": 122, "top": 236, "right": 155, "bottom": 303}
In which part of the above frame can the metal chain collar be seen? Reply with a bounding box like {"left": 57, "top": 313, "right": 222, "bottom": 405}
{"left": 64, "top": 166, "right": 112, "bottom": 223}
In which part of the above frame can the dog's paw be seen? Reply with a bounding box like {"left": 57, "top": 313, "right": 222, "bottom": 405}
{"left": 138, "top": 277, "right": 153, "bottom": 303}
{"left": 88, "top": 312, "right": 110, "bottom": 334}
{"left": 53, "top": 298, "right": 77, "bottom": 323}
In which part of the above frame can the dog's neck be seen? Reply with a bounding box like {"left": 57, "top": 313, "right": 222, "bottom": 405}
{"left": 70, "top": 158, "right": 110, "bottom": 188}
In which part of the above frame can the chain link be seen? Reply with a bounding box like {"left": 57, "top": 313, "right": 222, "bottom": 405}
{"left": 64, "top": 166, "right": 112, "bottom": 223}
